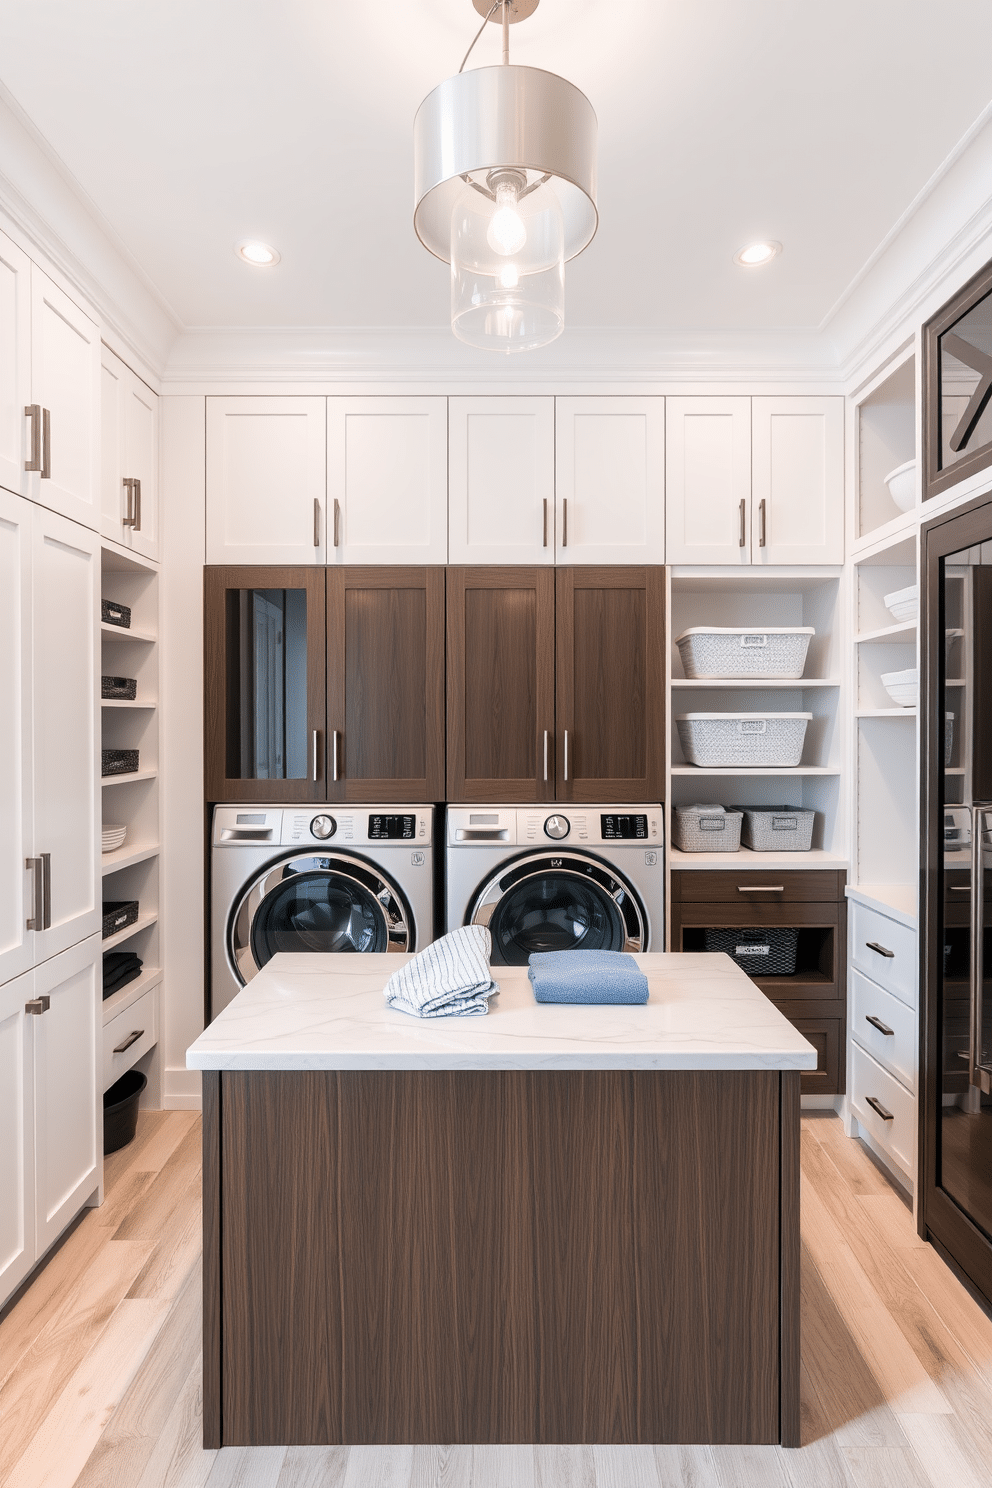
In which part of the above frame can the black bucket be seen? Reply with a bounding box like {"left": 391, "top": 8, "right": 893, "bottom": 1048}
{"left": 103, "top": 1069, "right": 147, "bottom": 1154}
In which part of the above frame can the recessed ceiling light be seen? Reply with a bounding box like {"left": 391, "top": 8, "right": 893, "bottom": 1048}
{"left": 734, "top": 240, "right": 782, "bottom": 268}
{"left": 235, "top": 240, "right": 280, "bottom": 267}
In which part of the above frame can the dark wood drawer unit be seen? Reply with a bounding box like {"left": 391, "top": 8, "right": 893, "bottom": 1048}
{"left": 670, "top": 870, "right": 847, "bottom": 1095}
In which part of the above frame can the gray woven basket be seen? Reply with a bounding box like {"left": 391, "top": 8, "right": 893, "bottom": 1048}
{"left": 672, "top": 807, "right": 743, "bottom": 853}
{"left": 675, "top": 713, "right": 811, "bottom": 768}
{"left": 736, "top": 805, "right": 815, "bottom": 852}
{"left": 675, "top": 627, "right": 813, "bottom": 679}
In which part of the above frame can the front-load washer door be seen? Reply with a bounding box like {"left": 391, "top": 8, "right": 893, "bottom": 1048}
{"left": 230, "top": 852, "right": 412, "bottom": 985}
{"left": 469, "top": 852, "right": 646, "bottom": 966}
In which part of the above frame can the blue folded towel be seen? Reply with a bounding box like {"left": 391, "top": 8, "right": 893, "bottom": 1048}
{"left": 527, "top": 949, "right": 649, "bottom": 1005}
{"left": 384, "top": 925, "right": 498, "bottom": 1018}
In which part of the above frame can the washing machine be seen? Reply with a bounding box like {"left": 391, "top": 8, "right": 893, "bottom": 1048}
{"left": 446, "top": 805, "right": 664, "bottom": 966}
{"left": 210, "top": 804, "right": 435, "bottom": 1017}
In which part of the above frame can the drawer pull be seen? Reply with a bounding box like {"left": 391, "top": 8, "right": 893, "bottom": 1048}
{"left": 113, "top": 1029, "right": 144, "bottom": 1053}
{"left": 865, "top": 1096, "right": 894, "bottom": 1121}
{"left": 738, "top": 885, "right": 784, "bottom": 893}
{"left": 950, "top": 885, "right": 971, "bottom": 891}
{"left": 866, "top": 941, "right": 895, "bottom": 958}
{"left": 865, "top": 1014, "right": 894, "bottom": 1036}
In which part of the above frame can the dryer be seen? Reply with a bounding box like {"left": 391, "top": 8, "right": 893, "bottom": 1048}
{"left": 211, "top": 804, "right": 435, "bottom": 1018}
{"left": 446, "top": 805, "right": 664, "bottom": 966}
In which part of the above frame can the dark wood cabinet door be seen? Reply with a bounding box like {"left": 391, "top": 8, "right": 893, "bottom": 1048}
{"left": 446, "top": 567, "right": 555, "bottom": 802}
{"left": 204, "top": 565, "right": 326, "bottom": 803}
{"left": 326, "top": 567, "right": 445, "bottom": 802}
{"left": 555, "top": 566, "right": 665, "bottom": 803}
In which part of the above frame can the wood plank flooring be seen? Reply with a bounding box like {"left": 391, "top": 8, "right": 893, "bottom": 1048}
{"left": 2, "top": 1109, "right": 991, "bottom": 1486}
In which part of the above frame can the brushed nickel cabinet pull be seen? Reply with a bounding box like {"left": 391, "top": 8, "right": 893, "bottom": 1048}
{"left": 133, "top": 478, "right": 141, "bottom": 532}
{"left": 332, "top": 729, "right": 341, "bottom": 782}
{"left": 41, "top": 408, "right": 51, "bottom": 479}
{"left": 313, "top": 498, "right": 321, "bottom": 548}
{"left": 865, "top": 1096, "right": 894, "bottom": 1121}
{"left": 333, "top": 498, "right": 340, "bottom": 548}
{"left": 543, "top": 729, "right": 549, "bottom": 782}
{"left": 563, "top": 729, "right": 569, "bottom": 782}
{"left": 25, "top": 857, "right": 42, "bottom": 931}
{"left": 25, "top": 996, "right": 50, "bottom": 1016}
{"left": 41, "top": 852, "right": 51, "bottom": 930}
{"left": 122, "top": 478, "right": 135, "bottom": 527}
{"left": 312, "top": 730, "right": 321, "bottom": 782}
{"left": 562, "top": 497, "right": 568, "bottom": 547}
{"left": 866, "top": 940, "right": 894, "bottom": 958}
{"left": 759, "top": 498, "right": 766, "bottom": 547}
{"left": 25, "top": 405, "right": 42, "bottom": 472}
{"left": 865, "top": 1014, "right": 894, "bottom": 1036}
{"left": 738, "top": 884, "right": 784, "bottom": 893}
{"left": 113, "top": 1029, "right": 144, "bottom": 1053}
{"left": 739, "top": 498, "right": 746, "bottom": 547}
{"left": 543, "top": 498, "right": 548, "bottom": 548}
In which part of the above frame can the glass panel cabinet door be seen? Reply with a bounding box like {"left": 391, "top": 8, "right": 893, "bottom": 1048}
{"left": 204, "top": 567, "right": 326, "bottom": 802}
{"left": 925, "top": 260, "right": 992, "bottom": 501}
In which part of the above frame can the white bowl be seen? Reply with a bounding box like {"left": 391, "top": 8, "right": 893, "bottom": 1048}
{"left": 884, "top": 459, "right": 916, "bottom": 513}
{"left": 883, "top": 583, "right": 918, "bottom": 623}
{"left": 881, "top": 666, "right": 918, "bottom": 708}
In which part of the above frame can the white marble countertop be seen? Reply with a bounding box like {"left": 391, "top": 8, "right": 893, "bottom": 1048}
{"left": 187, "top": 952, "right": 818, "bottom": 1072}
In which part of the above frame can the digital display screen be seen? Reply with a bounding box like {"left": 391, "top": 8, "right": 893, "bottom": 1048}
{"left": 601, "top": 814, "right": 648, "bottom": 840}
{"left": 368, "top": 814, "right": 416, "bottom": 840}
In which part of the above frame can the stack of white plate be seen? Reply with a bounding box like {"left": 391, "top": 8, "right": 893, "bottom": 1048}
{"left": 881, "top": 667, "right": 918, "bottom": 707}
{"left": 883, "top": 584, "right": 918, "bottom": 622}
{"left": 102, "top": 824, "right": 127, "bottom": 854}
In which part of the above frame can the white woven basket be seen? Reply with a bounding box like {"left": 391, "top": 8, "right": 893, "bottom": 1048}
{"left": 675, "top": 712, "right": 812, "bottom": 768}
{"left": 675, "top": 627, "right": 813, "bottom": 679}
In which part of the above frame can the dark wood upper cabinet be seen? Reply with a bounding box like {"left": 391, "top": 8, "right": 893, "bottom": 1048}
{"left": 446, "top": 567, "right": 555, "bottom": 803}
{"left": 204, "top": 565, "right": 327, "bottom": 803}
{"left": 555, "top": 567, "right": 665, "bottom": 803}
{"left": 326, "top": 567, "right": 445, "bottom": 802}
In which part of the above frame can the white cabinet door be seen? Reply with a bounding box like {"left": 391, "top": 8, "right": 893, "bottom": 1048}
{"left": 33, "top": 936, "right": 100, "bottom": 1254}
{"left": 449, "top": 397, "right": 554, "bottom": 564}
{"left": 206, "top": 397, "right": 326, "bottom": 564}
{"left": 751, "top": 397, "right": 844, "bottom": 565}
{"left": 31, "top": 507, "right": 100, "bottom": 961}
{"left": 0, "top": 968, "right": 34, "bottom": 1303}
{"left": 100, "top": 345, "right": 126, "bottom": 543}
{"left": 0, "top": 490, "right": 33, "bottom": 986}
{"left": 555, "top": 397, "right": 665, "bottom": 563}
{"left": 123, "top": 365, "right": 159, "bottom": 561}
{"left": 29, "top": 268, "right": 100, "bottom": 530}
{"left": 327, "top": 397, "right": 447, "bottom": 564}
{"left": 0, "top": 229, "right": 31, "bottom": 500}
{"left": 666, "top": 398, "right": 752, "bottom": 564}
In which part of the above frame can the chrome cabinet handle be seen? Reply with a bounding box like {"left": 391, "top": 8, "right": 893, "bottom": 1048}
{"left": 25, "top": 405, "right": 42, "bottom": 471}
{"left": 133, "top": 478, "right": 141, "bottom": 532}
{"left": 312, "top": 730, "right": 321, "bottom": 782}
{"left": 113, "top": 1029, "right": 144, "bottom": 1053}
{"left": 25, "top": 996, "right": 51, "bottom": 1016}
{"left": 865, "top": 1014, "right": 894, "bottom": 1036}
{"left": 562, "top": 497, "right": 568, "bottom": 548}
{"left": 739, "top": 498, "right": 746, "bottom": 548}
{"left": 738, "top": 885, "right": 784, "bottom": 893}
{"left": 759, "top": 498, "right": 766, "bottom": 547}
{"left": 543, "top": 498, "right": 548, "bottom": 548}
{"left": 333, "top": 498, "right": 341, "bottom": 548}
{"left": 543, "top": 729, "right": 549, "bottom": 782}
{"left": 313, "top": 498, "right": 321, "bottom": 548}
{"left": 332, "top": 729, "right": 341, "bottom": 782}
{"left": 866, "top": 941, "right": 894, "bottom": 958}
{"left": 41, "top": 408, "right": 51, "bottom": 479}
{"left": 563, "top": 729, "right": 569, "bottom": 782}
{"left": 865, "top": 1096, "right": 894, "bottom": 1122}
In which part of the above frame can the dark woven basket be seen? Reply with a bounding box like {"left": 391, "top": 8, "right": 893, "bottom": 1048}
{"left": 703, "top": 925, "right": 799, "bottom": 976}
{"left": 102, "top": 749, "right": 139, "bottom": 776}
{"left": 102, "top": 675, "right": 137, "bottom": 700}
{"left": 102, "top": 900, "right": 139, "bottom": 939}
{"left": 101, "top": 599, "right": 131, "bottom": 629}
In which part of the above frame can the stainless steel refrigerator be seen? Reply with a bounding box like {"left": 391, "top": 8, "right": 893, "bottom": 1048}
{"left": 921, "top": 492, "right": 992, "bottom": 1302}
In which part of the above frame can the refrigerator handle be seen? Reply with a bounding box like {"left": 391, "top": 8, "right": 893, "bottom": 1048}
{"left": 971, "top": 805, "right": 991, "bottom": 1093}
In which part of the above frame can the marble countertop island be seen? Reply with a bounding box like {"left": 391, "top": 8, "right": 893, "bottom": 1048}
{"left": 187, "top": 950, "right": 817, "bottom": 1072}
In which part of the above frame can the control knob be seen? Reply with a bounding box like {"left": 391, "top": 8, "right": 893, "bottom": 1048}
{"left": 544, "top": 814, "right": 570, "bottom": 840}
{"left": 310, "top": 814, "right": 337, "bottom": 840}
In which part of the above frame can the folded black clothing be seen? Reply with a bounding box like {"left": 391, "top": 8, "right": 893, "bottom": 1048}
{"left": 103, "top": 962, "right": 143, "bottom": 999}
{"left": 103, "top": 951, "right": 143, "bottom": 996}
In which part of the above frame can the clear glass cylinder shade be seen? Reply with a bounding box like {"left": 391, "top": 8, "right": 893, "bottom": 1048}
{"left": 450, "top": 174, "right": 565, "bottom": 353}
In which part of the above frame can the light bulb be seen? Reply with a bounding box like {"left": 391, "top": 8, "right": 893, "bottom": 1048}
{"left": 487, "top": 181, "right": 527, "bottom": 257}
{"left": 498, "top": 262, "right": 519, "bottom": 289}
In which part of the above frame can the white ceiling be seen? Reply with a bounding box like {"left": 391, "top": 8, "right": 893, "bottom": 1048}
{"left": 1, "top": 0, "right": 991, "bottom": 337}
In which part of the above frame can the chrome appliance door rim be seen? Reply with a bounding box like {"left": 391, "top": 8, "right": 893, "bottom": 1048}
{"left": 467, "top": 849, "right": 646, "bottom": 953}
{"left": 229, "top": 850, "right": 413, "bottom": 986}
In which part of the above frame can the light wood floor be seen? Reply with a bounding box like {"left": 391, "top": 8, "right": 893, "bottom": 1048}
{"left": 3, "top": 1110, "right": 992, "bottom": 1488}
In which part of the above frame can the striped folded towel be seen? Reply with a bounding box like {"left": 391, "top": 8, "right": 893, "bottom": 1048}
{"left": 528, "top": 949, "right": 649, "bottom": 1004}
{"left": 384, "top": 925, "right": 498, "bottom": 1018}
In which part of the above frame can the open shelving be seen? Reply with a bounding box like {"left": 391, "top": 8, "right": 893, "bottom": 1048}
{"left": 855, "top": 348, "right": 917, "bottom": 544}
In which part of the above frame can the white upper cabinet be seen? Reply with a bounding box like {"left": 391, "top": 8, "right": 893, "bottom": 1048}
{"left": 449, "top": 397, "right": 555, "bottom": 564}
{"left": 327, "top": 397, "right": 447, "bottom": 564}
{"left": 29, "top": 269, "right": 100, "bottom": 530}
{"left": 751, "top": 397, "right": 844, "bottom": 565}
{"left": 0, "top": 490, "right": 33, "bottom": 987}
{"left": 666, "top": 397, "right": 752, "bottom": 565}
{"left": 101, "top": 346, "right": 159, "bottom": 560}
{"left": 555, "top": 397, "right": 665, "bottom": 564}
{"left": 206, "top": 397, "right": 327, "bottom": 565}
{"left": 0, "top": 230, "right": 31, "bottom": 501}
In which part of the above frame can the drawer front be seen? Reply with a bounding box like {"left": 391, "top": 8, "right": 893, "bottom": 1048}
{"left": 102, "top": 988, "right": 158, "bottom": 1093}
{"left": 671, "top": 870, "right": 845, "bottom": 905}
{"left": 850, "top": 969, "right": 917, "bottom": 1091}
{"left": 791, "top": 1017, "right": 842, "bottom": 1095}
{"left": 851, "top": 1044, "right": 916, "bottom": 1178}
{"left": 850, "top": 902, "right": 917, "bottom": 1008}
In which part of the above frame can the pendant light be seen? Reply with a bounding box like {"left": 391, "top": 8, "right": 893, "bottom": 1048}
{"left": 414, "top": 0, "right": 598, "bottom": 354}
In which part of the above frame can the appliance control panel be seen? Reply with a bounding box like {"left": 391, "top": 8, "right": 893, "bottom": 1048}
{"left": 447, "top": 806, "right": 663, "bottom": 847}
{"left": 213, "top": 805, "right": 432, "bottom": 847}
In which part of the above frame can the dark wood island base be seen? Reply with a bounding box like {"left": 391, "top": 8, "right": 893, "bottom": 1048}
{"left": 202, "top": 1067, "right": 800, "bottom": 1448}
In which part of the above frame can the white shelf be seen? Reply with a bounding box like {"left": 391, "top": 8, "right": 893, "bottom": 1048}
{"left": 670, "top": 847, "right": 849, "bottom": 870}
{"left": 671, "top": 678, "right": 840, "bottom": 689}
{"left": 101, "top": 843, "right": 160, "bottom": 875}
{"left": 101, "top": 698, "right": 157, "bottom": 709}
{"left": 854, "top": 620, "right": 917, "bottom": 644}
{"left": 101, "top": 621, "right": 157, "bottom": 643}
{"left": 102, "top": 967, "right": 163, "bottom": 1024}
{"left": 671, "top": 765, "right": 841, "bottom": 777}
{"left": 102, "top": 911, "right": 158, "bottom": 953}
{"left": 101, "top": 768, "right": 157, "bottom": 787}
{"left": 845, "top": 883, "right": 917, "bottom": 927}
{"left": 857, "top": 707, "right": 916, "bottom": 718}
